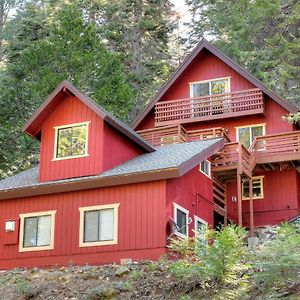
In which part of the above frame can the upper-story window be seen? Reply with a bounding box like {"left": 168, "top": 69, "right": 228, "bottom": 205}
{"left": 53, "top": 121, "right": 90, "bottom": 160}
{"left": 236, "top": 124, "right": 265, "bottom": 148}
{"left": 190, "top": 77, "right": 230, "bottom": 97}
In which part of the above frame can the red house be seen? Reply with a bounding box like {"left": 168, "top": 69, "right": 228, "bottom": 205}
{"left": 0, "top": 39, "right": 299, "bottom": 269}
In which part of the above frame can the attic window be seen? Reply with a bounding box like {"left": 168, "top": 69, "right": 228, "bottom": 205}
{"left": 199, "top": 160, "right": 211, "bottom": 178}
{"left": 53, "top": 121, "right": 90, "bottom": 160}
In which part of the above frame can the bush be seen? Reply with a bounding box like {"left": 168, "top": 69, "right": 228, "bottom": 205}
{"left": 169, "top": 225, "right": 251, "bottom": 299}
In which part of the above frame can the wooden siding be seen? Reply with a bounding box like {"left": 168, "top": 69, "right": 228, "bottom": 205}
{"left": 0, "top": 181, "right": 166, "bottom": 269}
{"left": 40, "top": 95, "right": 144, "bottom": 182}
{"left": 166, "top": 166, "right": 214, "bottom": 237}
{"left": 226, "top": 170, "right": 299, "bottom": 226}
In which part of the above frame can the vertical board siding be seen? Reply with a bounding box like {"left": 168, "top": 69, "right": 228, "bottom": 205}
{"left": 166, "top": 166, "right": 214, "bottom": 237}
{"left": 226, "top": 170, "right": 299, "bottom": 226}
{"left": 0, "top": 181, "right": 166, "bottom": 269}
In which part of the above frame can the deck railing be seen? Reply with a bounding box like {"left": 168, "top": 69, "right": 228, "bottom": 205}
{"left": 249, "top": 131, "right": 300, "bottom": 164}
{"left": 155, "top": 88, "right": 264, "bottom": 126}
{"left": 137, "top": 125, "right": 228, "bottom": 147}
{"left": 212, "top": 142, "right": 252, "bottom": 177}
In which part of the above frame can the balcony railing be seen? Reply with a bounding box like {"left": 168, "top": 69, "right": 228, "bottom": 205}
{"left": 155, "top": 88, "right": 264, "bottom": 126}
{"left": 211, "top": 142, "right": 253, "bottom": 177}
{"left": 249, "top": 131, "right": 300, "bottom": 165}
{"left": 137, "top": 125, "right": 228, "bottom": 147}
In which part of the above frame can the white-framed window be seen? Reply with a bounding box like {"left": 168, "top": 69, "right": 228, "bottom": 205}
{"left": 194, "top": 216, "right": 208, "bottom": 233}
{"left": 236, "top": 124, "right": 265, "bottom": 148}
{"left": 19, "top": 210, "right": 56, "bottom": 252}
{"left": 199, "top": 160, "right": 211, "bottom": 178}
{"left": 190, "top": 77, "right": 230, "bottom": 97}
{"left": 79, "top": 204, "right": 119, "bottom": 247}
{"left": 242, "top": 176, "right": 264, "bottom": 200}
{"left": 173, "top": 203, "right": 189, "bottom": 238}
{"left": 53, "top": 121, "right": 90, "bottom": 160}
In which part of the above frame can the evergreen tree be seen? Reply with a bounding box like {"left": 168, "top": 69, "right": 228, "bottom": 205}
{"left": 186, "top": 0, "right": 300, "bottom": 105}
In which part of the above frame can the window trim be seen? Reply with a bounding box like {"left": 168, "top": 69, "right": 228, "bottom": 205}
{"left": 19, "top": 210, "right": 56, "bottom": 252}
{"left": 52, "top": 121, "right": 91, "bottom": 161}
{"left": 235, "top": 123, "right": 266, "bottom": 148}
{"left": 194, "top": 215, "right": 208, "bottom": 233}
{"left": 242, "top": 176, "right": 264, "bottom": 200}
{"left": 189, "top": 77, "right": 231, "bottom": 97}
{"left": 79, "top": 203, "right": 120, "bottom": 247}
{"left": 199, "top": 160, "right": 211, "bottom": 178}
{"left": 173, "top": 203, "right": 189, "bottom": 239}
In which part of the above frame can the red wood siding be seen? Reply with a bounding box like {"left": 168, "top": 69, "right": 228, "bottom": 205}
{"left": 166, "top": 166, "right": 214, "bottom": 237}
{"left": 102, "top": 123, "right": 144, "bottom": 172}
{"left": 0, "top": 181, "right": 166, "bottom": 269}
{"left": 226, "top": 169, "right": 300, "bottom": 226}
{"left": 40, "top": 95, "right": 144, "bottom": 182}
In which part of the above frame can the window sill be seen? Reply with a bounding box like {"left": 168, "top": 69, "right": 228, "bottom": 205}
{"left": 79, "top": 240, "right": 118, "bottom": 247}
{"left": 19, "top": 245, "right": 54, "bottom": 252}
{"left": 52, "top": 154, "right": 90, "bottom": 161}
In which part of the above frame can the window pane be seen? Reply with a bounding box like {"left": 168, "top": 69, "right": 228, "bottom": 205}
{"left": 84, "top": 211, "right": 99, "bottom": 242}
{"left": 24, "top": 217, "right": 38, "bottom": 247}
{"left": 99, "top": 209, "right": 114, "bottom": 241}
{"left": 242, "top": 181, "right": 250, "bottom": 198}
{"left": 57, "top": 124, "right": 87, "bottom": 158}
{"left": 36, "top": 215, "right": 51, "bottom": 246}
{"left": 211, "top": 79, "right": 229, "bottom": 94}
{"left": 71, "top": 125, "right": 86, "bottom": 156}
{"left": 57, "top": 128, "right": 73, "bottom": 158}
{"left": 238, "top": 127, "right": 251, "bottom": 148}
{"left": 176, "top": 209, "right": 187, "bottom": 235}
{"left": 200, "top": 161, "right": 210, "bottom": 176}
{"left": 192, "top": 83, "right": 209, "bottom": 97}
{"left": 251, "top": 126, "right": 263, "bottom": 142}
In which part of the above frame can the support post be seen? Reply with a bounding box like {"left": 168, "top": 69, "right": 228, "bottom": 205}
{"left": 237, "top": 171, "right": 242, "bottom": 226}
{"left": 249, "top": 177, "right": 254, "bottom": 237}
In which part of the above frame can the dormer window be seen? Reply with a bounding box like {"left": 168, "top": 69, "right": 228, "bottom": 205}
{"left": 190, "top": 77, "right": 230, "bottom": 97}
{"left": 53, "top": 121, "right": 90, "bottom": 160}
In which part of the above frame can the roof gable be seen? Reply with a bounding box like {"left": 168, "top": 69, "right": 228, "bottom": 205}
{"left": 23, "top": 80, "right": 154, "bottom": 152}
{"left": 132, "top": 39, "right": 298, "bottom": 129}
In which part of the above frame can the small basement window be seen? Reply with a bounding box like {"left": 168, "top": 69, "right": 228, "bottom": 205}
{"left": 79, "top": 204, "right": 119, "bottom": 247}
{"left": 54, "top": 121, "right": 90, "bottom": 160}
{"left": 242, "top": 176, "right": 264, "bottom": 200}
{"left": 19, "top": 210, "right": 56, "bottom": 252}
{"left": 194, "top": 216, "right": 208, "bottom": 233}
{"left": 200, "top": 160, "right": 211, "bottom": 178}
{"left": 174, "top": 203, "right": 189, "bottom": 238}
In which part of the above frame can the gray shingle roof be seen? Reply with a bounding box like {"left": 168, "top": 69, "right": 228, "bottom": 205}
{"left": 0, "top": 138, "right": 223, "bottom": 192}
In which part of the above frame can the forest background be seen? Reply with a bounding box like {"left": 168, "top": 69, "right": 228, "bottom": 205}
{"left": 0, "top": 0, "right": 299, "bottom": 178}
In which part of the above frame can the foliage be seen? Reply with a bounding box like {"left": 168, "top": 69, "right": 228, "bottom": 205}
{"left": 169, "top": 225, "right": 250, "bottom": 299}
{"left": 186, "top": 0, "right": 300, "bottom": 106}
{"left": 251, "top": 223, "right": 300, "bottom": 298}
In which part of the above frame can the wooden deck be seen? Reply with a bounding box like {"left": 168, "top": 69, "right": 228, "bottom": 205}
{"left": 250, "top": 131, "right": 300, "bottom": 165}
{"left": 154, "top": 88, "right": 264, "bottom": 126}
{"left": 137, "top": 125, "right": 228, "bottom": 147}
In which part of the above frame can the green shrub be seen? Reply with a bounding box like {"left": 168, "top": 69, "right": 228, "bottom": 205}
{"left": 169, "top": 225, "right": 250, "bottom": 299}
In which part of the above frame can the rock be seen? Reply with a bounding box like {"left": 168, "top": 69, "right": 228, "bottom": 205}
{"left": 120, "top": 258, "right": 132, "bottom": 265}
{"left": 115, "top": 266, "right": 130, "bottom": 277}
{"left": 102, "top": 287, "right": 120, "bottom": 298}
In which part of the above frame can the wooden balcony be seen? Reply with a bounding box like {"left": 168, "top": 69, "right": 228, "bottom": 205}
{"left": 137, "top": 125, "right": 228, "bottom": 147}
{"left": 250, "top": 131, "right": 300, "bottom": 165}
{"left": 155, "top": 88, "right": 264, "bottom": 126}
{"left": 211, "top": 142, "right": 253, "bottom": 178}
